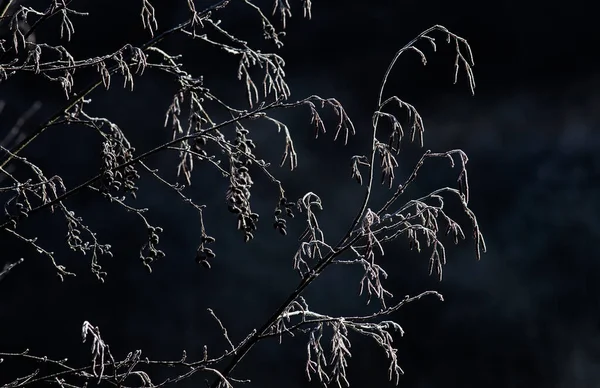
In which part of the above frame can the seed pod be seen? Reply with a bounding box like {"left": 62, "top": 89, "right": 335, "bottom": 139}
{"left": 202, "top": 235, "right": 216, "bottom": 244}
{"left": 200, "top": 260, "right": 211, "bottom": 269}
{"left": 203, "top": 248, "right": 216, "bottom": 259}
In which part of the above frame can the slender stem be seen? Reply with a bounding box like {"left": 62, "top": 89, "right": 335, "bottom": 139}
{"left": 0, "top": 1, "right": 77, "bottom": 64}
{"left": 0, "top": 0, "right": 231, "bottom": 171}
{"left": 210, "top": 25, "right": 445, "bottom": 386}
{"left": 209, "top": 233, "right": 361, "bottom": 386}
{"left": 340, "top": 25, "right": 440, "bottom": 246}
{"left": 0, "top": 81, "right": 99, "bottom": 171}
{"left": 0, "top": 100, "right": 271, "bottom": 231}
{"left": 0, "top": 0, "right": 14, "bottom": 19}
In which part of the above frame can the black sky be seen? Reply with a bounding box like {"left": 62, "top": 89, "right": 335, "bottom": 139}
{"left": 1, "top": 1, "right": 599, "bottom": 387}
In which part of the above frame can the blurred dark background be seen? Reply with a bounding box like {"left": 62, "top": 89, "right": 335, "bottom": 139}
{"left": 1, "top": 0, "right": 599, "bottom": 387}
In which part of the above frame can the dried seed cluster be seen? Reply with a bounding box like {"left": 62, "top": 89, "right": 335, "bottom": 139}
{"left": 273, "top": 196, "right": 295, "bottom": 236}
{"left": 225, "top": 126, "right": 260, "bottom": 242}
{"left": 195, "top": 234, "right": 217, "bottom": 268}
{"left": 100, "top": 134, "right": 140, "bottom": 198}
{"left": 140, "top": 225, "right": 165, "bottom": 268}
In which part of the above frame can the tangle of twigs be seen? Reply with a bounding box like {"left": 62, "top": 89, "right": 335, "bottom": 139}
{"left": 0, "top": 1, "right": 485, "bottom": 387}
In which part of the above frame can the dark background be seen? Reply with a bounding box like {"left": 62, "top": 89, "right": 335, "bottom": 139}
{"left": 1, "top": 0, "right": 599, "bottom": 387}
